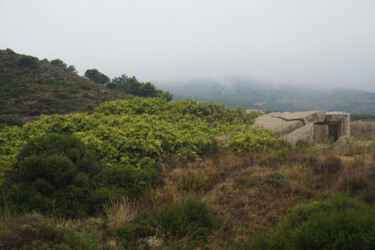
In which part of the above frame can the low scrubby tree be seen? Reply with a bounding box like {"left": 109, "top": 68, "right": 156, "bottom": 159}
{"left": 84, "top": 69, "right": 110, "bottom": 85}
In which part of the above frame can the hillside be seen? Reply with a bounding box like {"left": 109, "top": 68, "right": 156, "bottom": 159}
{"left": 159, "top": 80, "right": 375, "bottom": 114}
{"left": 1, "top": 98, "right": 375, "bottom": 248}
{"left": 0, "top": 49, "right": 132, "bottom": 122}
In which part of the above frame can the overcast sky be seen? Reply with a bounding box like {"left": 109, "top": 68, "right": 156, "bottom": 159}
{"left": 1, "top": 0, "right": 375, "bottom": 91}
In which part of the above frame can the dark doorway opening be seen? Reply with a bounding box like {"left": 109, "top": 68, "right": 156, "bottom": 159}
{"left": 328, "top": 124, "right": 339, "bottom": 141}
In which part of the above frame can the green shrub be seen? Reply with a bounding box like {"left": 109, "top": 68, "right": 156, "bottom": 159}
{"left": 0, "top": 116, "right": 24, "bottom": 128}
{"left": 30, "top": 108, "right": 42, "bottom": 116}
{"left": 1, "top": 134, "right": 102, "bottom": 218}
{"left": 295, "top": 139, "right": 312, "bottom": 150}
{"left": 265, "top": 148, "right": 289, "bottom": 165}
{"left": 159, "top": 197, "right": 218, "bottom": 243}
{"left": 343, "top": 179, "right": 368, "bottom": 195}
{"left": 0, "top": 213, "right": 87, "bottom": 249}
{"left": 258, "top": 194, "right": 375, "bottom": 250}
{"left": 5, "top": 48, "right": 15, "bottom": 55}
{"left": 17, "top": 55, "right": 39, "bottom": 69}
{"left": 93, "top": 165, "right": 159, "bottom": 201}
{"left": 118, "top": 211, "right": 159, "bottom": 247}
{"left": 267, "top": 171, "right": 285, "bottom": 188}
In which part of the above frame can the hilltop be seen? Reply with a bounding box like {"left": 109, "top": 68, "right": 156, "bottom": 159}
{"left": 0, "top": 49, "right": 133, "bottom": 123}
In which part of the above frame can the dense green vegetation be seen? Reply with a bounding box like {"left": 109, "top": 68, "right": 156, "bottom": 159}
{"left": 84, "top": 68, "right": 110, "bottom": 85}
{"left": 109, "top": 74, "right": 173, "bottom": 101}
{"left": 0, "top": 134, "right": 158, "bottom": 217}
{"left": 249, "top": 194, "right": 375, "bottom": 249}
{"left": 0, "top": 98, "right": 272, "bottom": 178}
{"left": 351, "top": 113, "right": 375, "bottom": 122}
{"left": 0, "top": 213, "right": 88, "bottom": 249}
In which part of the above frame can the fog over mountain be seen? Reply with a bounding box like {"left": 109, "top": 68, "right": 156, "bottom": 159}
{"left": 1, "top": 0, "right": 375, "bottom": 91}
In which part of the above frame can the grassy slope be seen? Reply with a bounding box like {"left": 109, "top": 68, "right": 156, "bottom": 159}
{"left": 0, "top": 49, "right": 132, "bottom": 121}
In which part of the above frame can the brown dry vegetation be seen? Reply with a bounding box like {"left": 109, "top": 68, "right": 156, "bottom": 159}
{"left": 2, "top": 143, "right": 375, "bottom": 249}
{"left": 351, "top": 121, "right": 375, "bottom": 139}
{"left": 88, "top": 143, "right": 375, "bottom": 248}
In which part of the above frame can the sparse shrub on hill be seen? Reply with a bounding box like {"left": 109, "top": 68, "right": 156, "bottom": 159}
{"left": 0, "top": 213, "right": 87, "bottom": 249}
{"left": 159, "top": 197, "right": 218, "bottom": 242}
{"left": 85, "top": 68, "right": 110, "bottom": 85}
{"left": 118, "top": 197, "right": 218, "bottom": 247}
{"left": 253, "top": 194, "right": 375, "bottom": 250}
{"left": 17, "top": 55, "right": 39, "bottom": 69}
{"left": 313, "top": 155, "right": 343, "bottom": 174}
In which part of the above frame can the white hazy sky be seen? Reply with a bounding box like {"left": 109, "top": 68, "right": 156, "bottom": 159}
{"left": 1, "top": 0, "right": 375, "bottom": 90}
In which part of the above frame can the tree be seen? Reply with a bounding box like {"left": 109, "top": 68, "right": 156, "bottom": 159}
{"left": 17, "top": 55, "right": 39, "bottom": 69}
{"left": 67, "top": 65, "right": 78, "bottom": 74}
{"left": 84, "top": 69, "right": 110, "bottom": 85}
{"left": 111, "top": 74, "right": 173, "bottom": 100}
{"left": 50, "top": 59, "right": 67, "bottom": 70}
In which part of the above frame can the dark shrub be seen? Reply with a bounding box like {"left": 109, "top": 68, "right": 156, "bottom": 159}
{"left": 118, "top": 197, "right": 218, "bottom": 247}
{"left": 1, "top": 134, "right": 102, "bottom": 218}
{"left": 30, "top": 108, "right": 42, "bottom": 116}
{"left": 159, "top": 197, "right": 218, "bottom": 243}
{"left": 5, "top": 48, "right": 15, "bottom": 54}
{"left": 118, "top": 211, "right": 159, "bottom": 247}
{"left": 17, "top": 55, "right": 39, "bottom": 69}
{"left": 0, "top": 213, "right": 86, "bottom": 249}
{"left": 343, "top": 179, "right": 368, "bottom": 195}
{"left": 258, "top": 194, "right": 375, "bottom": 250}
{"left": 50, "top": 59, "right": 67, "bottom": 70}
{"left": 0, "top": 116, "right": 24, "bottom": 128}
{"left": 314, "top": 155, "right": 343, "bottom": 174}
{"left": 93, "top": 165, "right": 159, "bottom": 202}
{"left": 267, "top": 171, "right": 285, "bottom": 188}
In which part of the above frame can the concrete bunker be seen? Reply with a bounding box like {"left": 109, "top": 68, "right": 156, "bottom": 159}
{"left": 251, "top": 110, "right": 350, "bottom": 145}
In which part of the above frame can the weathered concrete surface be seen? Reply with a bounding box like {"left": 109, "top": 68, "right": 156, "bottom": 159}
{"left": 251, "top": 114, "right": 304, "bottom": 134}
{"left": 271, "top": 110, "right": 326, "bottom": 123}
{"left": 280, "top": 122, "right": 315, "bottom": 145}
{"left": 313, "top": 124, "right": 329, "bottom": 144}
{"left": 252, "top": 110, "right": 350, "bottom": 146}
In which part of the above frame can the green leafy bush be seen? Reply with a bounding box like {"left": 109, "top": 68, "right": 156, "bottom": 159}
{"left": 257, "top": 194, "right": 375, "bottom": 250}
{"left": 0, "top": 98, "right": 272, "bottom": 176}
{"left": 0, "top": 213, "right": 87, "bottom": 249}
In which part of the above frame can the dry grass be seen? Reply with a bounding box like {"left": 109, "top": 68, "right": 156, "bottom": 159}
{"left": 138, "top": 146, "right": 375, "bottom": 247}
{"left": 351, "top": 121, "right": 375, "bottom": 139}
{"left": 103, "top": 197, "right": 138, "bottom": 229}
{"left": 4, "top": 144, "right": 374, "bottom": 249}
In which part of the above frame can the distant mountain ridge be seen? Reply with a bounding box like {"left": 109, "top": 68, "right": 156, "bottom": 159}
{"left": 158, "top": 80, "right": 375, "bottom": 114}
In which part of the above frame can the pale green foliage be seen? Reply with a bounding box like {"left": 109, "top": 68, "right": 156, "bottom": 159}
{"left": 0, "top": 98, "right": 275, "bottom": 178}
